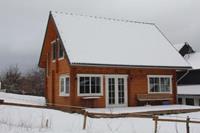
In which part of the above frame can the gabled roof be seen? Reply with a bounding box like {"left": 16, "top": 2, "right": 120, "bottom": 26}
{"left": 49, "top": 11, "right": 191, "bottom": 69}
{"left": 184, "top": 52, "right": 200, "bottom": 69}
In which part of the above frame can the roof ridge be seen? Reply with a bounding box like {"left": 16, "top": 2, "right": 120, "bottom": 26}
{"left": 51, "top": 11, "right": 155, "bottom": 25}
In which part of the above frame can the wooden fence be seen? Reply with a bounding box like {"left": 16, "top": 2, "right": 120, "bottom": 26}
{"left": 153, "top": 115, "right": 200, "bottom": 133}
{"left": 1, "top": 100, "right": 200, "bottom": 132}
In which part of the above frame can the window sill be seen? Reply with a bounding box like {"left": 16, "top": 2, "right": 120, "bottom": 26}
{"left": 78, "top": 94, "right": 103, "bottom": 97}
{"left": 59, "top": 94, "right": 70, "bottom": 97}
{"left": 82, "top": 96, "right": 101, "bottom": 100}
{"left": 148, "top": 92, "right": 172, "bottom": 94}
{"left": 58, "top": 57, "right": 64, "bottom": 61}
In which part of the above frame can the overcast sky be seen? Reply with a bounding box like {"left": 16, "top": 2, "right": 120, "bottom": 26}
{"left": 0, "top": 0, "right": 199, "bottom": 72}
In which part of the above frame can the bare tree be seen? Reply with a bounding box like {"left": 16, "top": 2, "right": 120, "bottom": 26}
{"left": 1, "top": 65, "right": 21, "bottom": 93}
{"left": 1, "top": 65, "right": 44, "bottom": 96}
{"left": 20, "top": 67, "right": 45, "bottom": 96}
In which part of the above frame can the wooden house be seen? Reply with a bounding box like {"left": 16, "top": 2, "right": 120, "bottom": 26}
{"left": 38, "top": 11, "right": 190, "bottom": 108}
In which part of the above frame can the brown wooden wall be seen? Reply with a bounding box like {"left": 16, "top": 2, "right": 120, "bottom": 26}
{"left": 70, "top": 66, "right": 177, "bottom": 108}
{"left": 42, "top": 15, "right": 71, "bottom": 105}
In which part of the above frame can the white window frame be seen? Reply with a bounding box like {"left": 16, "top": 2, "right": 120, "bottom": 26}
{"left": 51, "top": 40, "right": 57, "bottom": 63}
{"left": 77, "top": 74, "right": 103, "bottom": 96}
{"left": 59, "top": 74, "right": 70, "bottom": 96}
{"left": 147, "top": 75, "right": 173, "bottom": 94}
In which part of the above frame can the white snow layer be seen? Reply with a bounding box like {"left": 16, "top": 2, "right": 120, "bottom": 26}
{"left": 86, "top": 104, "right": 200, "bottom": 114}
{"left": 177, "top": 85, "right": 200, "bottom": 95}
{"left": 184, "top": 52, "right": 200, "bottom": 69}
{"left": 0, "top": 92, "right": 46, "bottom": 106}
{"left": 51, "top": 12, "right": 190, "bottom": 68}
{"left": 0, "top": 105, "right": 200, "bottom": 133}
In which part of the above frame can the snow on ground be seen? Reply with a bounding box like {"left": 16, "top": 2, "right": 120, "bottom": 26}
{"left": 0, "top": 105, "right": 200, "bottom": 133}
{"left": 0, "top": 92, "right": 46, "bottom": 106}
{"left": 86, "top": 104, "right": 200, "bottom": 114}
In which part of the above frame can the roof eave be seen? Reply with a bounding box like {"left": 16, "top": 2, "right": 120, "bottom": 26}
{"left": 38, "top": 11, "right": 52, "bottom": 68}
{"left": 71, "top": 63, "right": 192, "bottom": 70}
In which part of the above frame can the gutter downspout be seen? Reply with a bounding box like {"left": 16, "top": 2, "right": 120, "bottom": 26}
{"left": 176, "top": 69, "right": 190, "bottom": 84}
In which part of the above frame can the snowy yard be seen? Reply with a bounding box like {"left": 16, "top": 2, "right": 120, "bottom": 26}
{"left": 0, "top": 105, "right": 200, "bottom": 133}
{"left": 0, "top": 92, "right": 200, "bottom": 133}
{"left": 86, "top": 104, "right": 200, "bottom": 114}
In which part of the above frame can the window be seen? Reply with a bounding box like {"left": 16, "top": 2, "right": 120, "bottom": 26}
{"left": 148, "top": 75, "right": 172, "bottom": 93}
{"left": 59, "top": 75, "right": 70, "bottom": 96}
{"left": 78, "top": 74, "right": 103, "bottom": 96}
{"left": 186, "top": 98, "right": 194, "bottom": 105}
{"left": 58, "top": 39, "right": 64, "bottom": 59}
{"left": 52, "top": 41, "right": 57, "bottom": 61}
{"left": 178, "top": 98, "right": 182, "bottom": 104}
{"left": 199, "top": 99, "right": 200, "bottom": 106}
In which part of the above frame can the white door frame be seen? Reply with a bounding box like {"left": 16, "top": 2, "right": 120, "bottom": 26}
{"left": 105, "top": 75, "right": 128, "bottom": 108}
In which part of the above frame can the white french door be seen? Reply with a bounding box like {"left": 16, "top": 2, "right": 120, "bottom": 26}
{"left": 105, "top": 75, "right": 128, "bottom": 107}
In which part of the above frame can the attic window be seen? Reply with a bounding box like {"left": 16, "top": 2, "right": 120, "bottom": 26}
{"left": 52, "top": 40, "right": 57, "bottom": 61}
{"left": 58, "top": 40, "right": 64, "bottom": 58}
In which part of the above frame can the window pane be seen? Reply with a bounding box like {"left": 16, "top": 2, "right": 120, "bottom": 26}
{"left": 96, "top": 77, "right": 101, "bottom": 93}
{"left": 85, "top": 77, "right": 90, "bottom": 93}
{"left": 108, "top": 78, "right": 115, "bottom": 104}
{"left": 59, "top": 43, "right": 64, "bottom": 58}
{"left": 80, "top": 77, "right": 85, "bottom": 93}
{"left": 61, "top": 78, "right": 64, "bottom": 93}
{"left": 91, "top": 77, "right": 101, "bottom": 94}
{"left": 91, "top": 77, "right": 96, "bottom": 93}
{"left": 65, "top": 77, "right": 69, "bottom": 93}
{"left": 79, "top": 77, "right": 90, "bottom": 94}
{"left": 149, "top": 77, "right": 159, "bottom": 92}
{"left": 160, "top": 78, "right": 170, "bottom": 92}
{"left": 118, "top": 78, "right": 124, "bottom": 104}
{"left": 52, "top": 43, "right": 57, "bottom": 60}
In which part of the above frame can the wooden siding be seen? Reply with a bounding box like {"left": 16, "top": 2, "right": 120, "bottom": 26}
{"left": 70, "top": 66, "right": 177, "bottom": 107}
{"left": 42, "top": 15, "right": 71, "bottom": 105}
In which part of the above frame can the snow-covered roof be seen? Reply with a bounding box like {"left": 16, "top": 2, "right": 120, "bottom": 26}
{"left": 174, "top": 43, "right": 185, "bottom": 51}
{"left": 51, "top": 11, "right": 190, "bottom": 68}
{"left": 184, "top": 52, "right": 200, "bottom": 69}
{"left": 177, "top": 85, "right": 200, "bottom": 95}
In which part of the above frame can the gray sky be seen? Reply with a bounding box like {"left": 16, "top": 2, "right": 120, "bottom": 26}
{"left": 0, "top": 0, "right": 199, "bottom": 72}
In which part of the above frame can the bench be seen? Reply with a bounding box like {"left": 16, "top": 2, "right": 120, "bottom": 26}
{"left": 137, "top": 94, "right": 173, "bottom": 102}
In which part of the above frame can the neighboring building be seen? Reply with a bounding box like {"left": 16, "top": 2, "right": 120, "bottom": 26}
{"left": 38, "top": 11, "right": 190, "bottom": 108}
{"left": 175, "top": 43, "right": 200, "bottom": 106}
